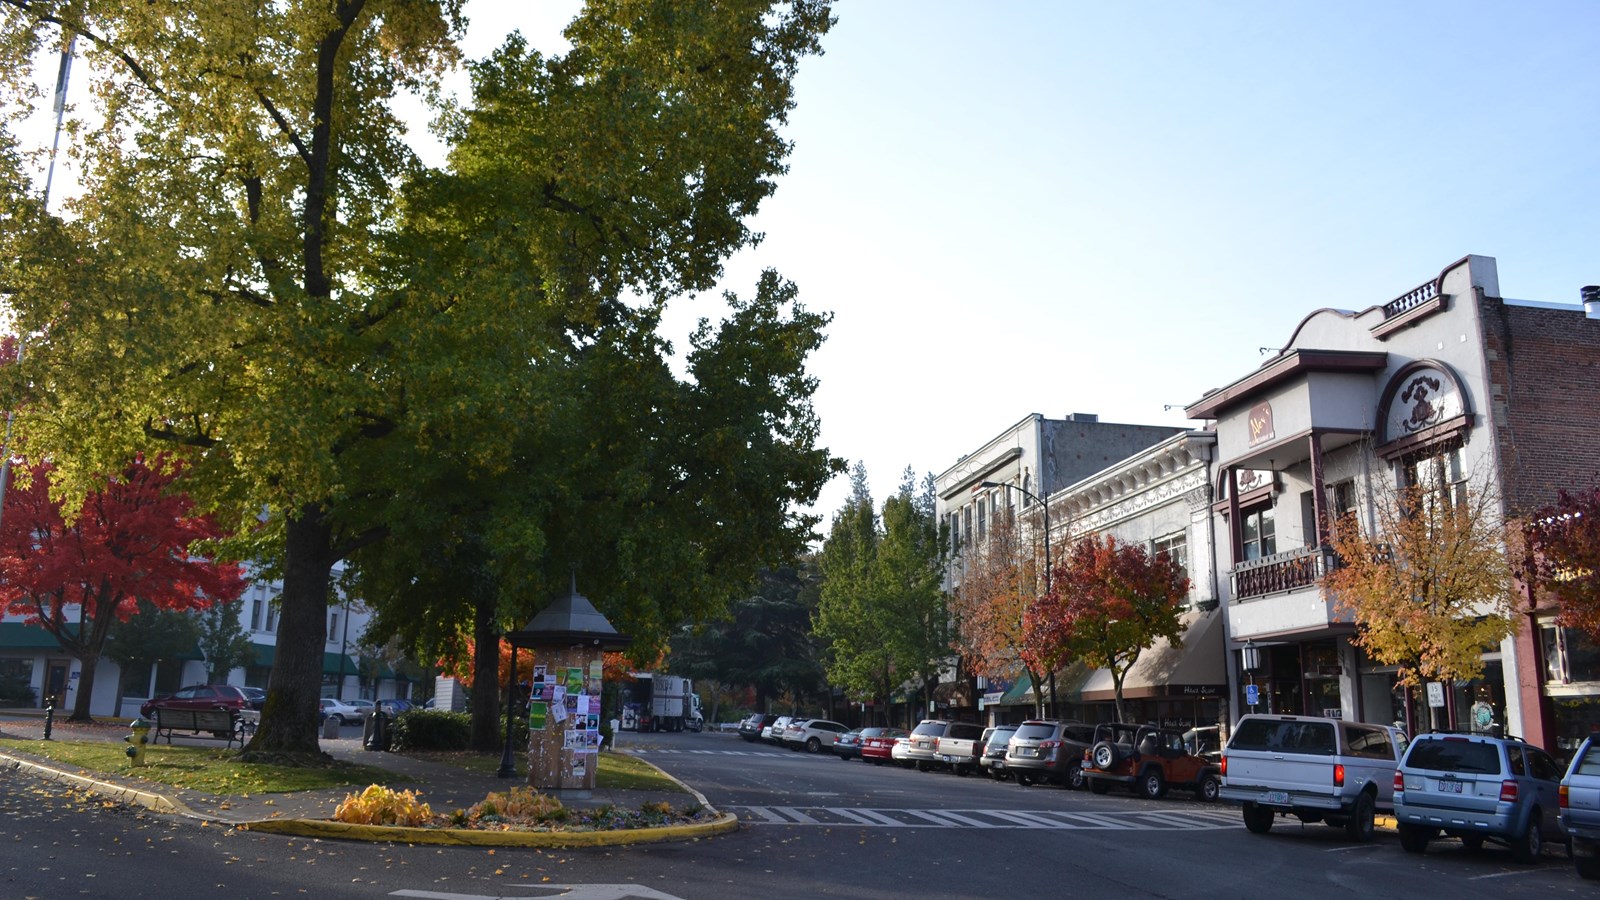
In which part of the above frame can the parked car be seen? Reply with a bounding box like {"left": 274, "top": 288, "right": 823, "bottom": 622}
{"left": 319, "top": 697, "right": 365, "bottom": 725}
{"left": 374, "top": 698, "right": 414, "bottom": 716}
{"left": 904, "top": 720, "right": 951, "bottom": 772}
{"left": 1005, "top": 719, "right": 1095, "bottom": 788}
{"left": 980, "top": 725, "right": 1019, "bottom": 780}
{"left": 763, "top": 715, "right": 803, "bottom": 744}
{"left": 1394, "top": 731, "right": 1567, "bottom": 862}
{"left": 891, "top": 735, "right": 913, "bottom": 768}
{"left": 140, "top": 684, "right": 251, "bottom": 719}
{"left": 781, "top": 719, "right": 848, "bottom": 753}
{"left": 1220, "top": 713, "right": 1406, "bottom": 842}
{"left": 346, "top": 698, "right": 375, "bottom": 715}
{"left": 833, "top": 728, "right": 864, "bottom": 761}
{"left": 935, "top": 722, "right": 986, "bottom": 776}
{"left": 739, "top": 713, "right": 783, "bottom": 743}
{"left": 1081, "top": 722, "right": 1221, "bottom": 801}
{"left": 859, "top": 727, "right": 909, "bottom": 765}
{"left": 1561, "top": 734, "right": 1600, "bottom": 879}
{"left": 238, "top": 686, "right": 267, "bottom": 711}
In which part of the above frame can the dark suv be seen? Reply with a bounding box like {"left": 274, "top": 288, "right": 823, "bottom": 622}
{"left": 1005, "top": 719, "right": 1095, "bottom": 788}
{"left": 1082, "top": 722, "right": 1221, "bottom": 801}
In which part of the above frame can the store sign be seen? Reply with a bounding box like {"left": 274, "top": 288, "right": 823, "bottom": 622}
{"left": 1247, "top": 401, "right": 1275, "bottom": 447}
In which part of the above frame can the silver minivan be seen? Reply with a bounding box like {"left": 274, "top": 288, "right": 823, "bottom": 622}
{"left": 1395, "top": 732, "right": 1567, "bottom": 862}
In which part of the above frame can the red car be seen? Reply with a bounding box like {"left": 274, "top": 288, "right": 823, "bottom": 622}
{"left": 858, "top": 727, "right": 910, "bottom": 765}
{"left": 140, "top": 684, "right": 251, "bottom": 719}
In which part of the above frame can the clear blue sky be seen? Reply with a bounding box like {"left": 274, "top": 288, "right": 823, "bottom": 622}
{"left": 25, "top": 1, "right": 1600, "bottom": 536}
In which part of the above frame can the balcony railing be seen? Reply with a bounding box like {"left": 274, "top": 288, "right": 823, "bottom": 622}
{"left": 1231, "top": 545, "right": 1339, "bottom": 601}
{"left": 1382, "top": 279, "right": 1439, "bottom": 319}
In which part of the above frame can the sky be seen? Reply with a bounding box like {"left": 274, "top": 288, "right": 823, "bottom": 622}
{"left": 22, "top": 1, "right": 1600, "bottom": 539}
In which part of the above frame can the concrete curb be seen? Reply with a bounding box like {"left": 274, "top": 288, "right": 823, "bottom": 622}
{"left": 244, "top": 812, "right": 740, "bottom": 847}
{"left": 0, "top": 747, "right": 739, "bottom": 848}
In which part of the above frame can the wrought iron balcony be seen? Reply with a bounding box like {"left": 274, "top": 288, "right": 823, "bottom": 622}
{"left": 1230, "top": 545, "right": 1339, "bottom": 601}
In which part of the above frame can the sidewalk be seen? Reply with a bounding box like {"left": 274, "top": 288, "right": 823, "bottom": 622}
{"left": 0, "top": 710, "right": 730, "bottom": 845}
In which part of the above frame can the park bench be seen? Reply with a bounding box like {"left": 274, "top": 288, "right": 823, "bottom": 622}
{"left": 151, "top": 707, "right": 244, "bottom": 749}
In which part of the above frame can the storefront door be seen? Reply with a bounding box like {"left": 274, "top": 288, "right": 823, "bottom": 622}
{"left": 44, "top": 660, "right": 69, "bottom": 709}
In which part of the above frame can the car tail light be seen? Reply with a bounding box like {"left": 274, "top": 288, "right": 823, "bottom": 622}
{"left": 1040, "top": 740, "right": 1060, "bottom": 750}
{"left": 1333, "top": 764, "right": 1345, "bottom": 787}
{"left": 1562, "top": 784, "right": 1570, "bottom": 809}
{"left": 1393, "top": 770, "right": 1404, "bottom": 793}
{"left": 1500, "top": 780, "right": 1518, "bottom": 803}
{"left": 1220, "top": 755, "right": 1228, "bottom": 777}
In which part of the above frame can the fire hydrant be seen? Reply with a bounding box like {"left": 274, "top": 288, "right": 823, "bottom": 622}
{"left": 125, "top": 718, "right": 152, "bottom": 766}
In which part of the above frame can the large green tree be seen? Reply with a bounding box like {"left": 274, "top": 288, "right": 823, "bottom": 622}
{"left": 815, "top": 466, "right": 949, "bottom": 725}
{"left": 0, "top": 1, "right": 833, "bottom": 754}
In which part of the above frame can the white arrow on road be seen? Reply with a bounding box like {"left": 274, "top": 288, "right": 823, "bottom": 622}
{"left": 393, "top": 884, "right": 686, "bottom": 900}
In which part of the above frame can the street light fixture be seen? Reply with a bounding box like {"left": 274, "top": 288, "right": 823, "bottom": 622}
{"left": 978, "top": 479, "right": 1055, "bottom": 716}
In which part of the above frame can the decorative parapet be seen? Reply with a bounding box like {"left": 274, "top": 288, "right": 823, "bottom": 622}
{"left": 1230, "top": 545, "right": 1338, "bottom": 601}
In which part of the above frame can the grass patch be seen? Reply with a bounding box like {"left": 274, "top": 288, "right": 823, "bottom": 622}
{"left": 402, "top": 749, "right": 684, "bottom": 793}
{"left": 0, "top": 738, "right": 396, "bottom": 795}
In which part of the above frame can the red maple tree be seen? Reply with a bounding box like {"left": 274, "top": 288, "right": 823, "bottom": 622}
{"left": 1524, "top": 485, "right": 1600, "bottom": 638}
{"left": 1024, "top": 533, "right": 1189, "bottom": 723}
{"left": 0, "top": 456, "right": 245, "bottom": 721}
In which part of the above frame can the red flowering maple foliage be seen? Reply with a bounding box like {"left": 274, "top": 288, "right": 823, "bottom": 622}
{"left": 1525, "top": 486, "right": 1600, "bottom": 639}
{"left": 0, "top": 456, "right": 245, "bottom": 720}
{"left": 1023, "top": 533, "right": 1189, "bottom": 723}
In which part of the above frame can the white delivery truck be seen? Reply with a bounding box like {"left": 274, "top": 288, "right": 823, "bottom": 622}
{"left": 622, "top": 673, "right": 704, "bottom": 732}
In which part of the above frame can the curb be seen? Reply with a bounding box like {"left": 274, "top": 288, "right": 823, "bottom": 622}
{"left": 244, "top": 812, "right": 740, "bottom": 847}
{"left": 0, "top": 747, "right": 739, "bottom": 848}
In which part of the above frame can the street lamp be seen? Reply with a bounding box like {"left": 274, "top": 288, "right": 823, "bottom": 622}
{"left": 978, "top": 479, "right": 1055, "bottom": 717}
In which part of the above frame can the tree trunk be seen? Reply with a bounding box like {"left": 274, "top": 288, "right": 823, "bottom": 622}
{"left": 246, "top": 508, "right": 334, "bottom": 754}
{"left": 469, "top": 592, "right": 500, "bottom": 752}
{"left": 1112, "top": 668, "right": 1127, "bottom": 723}
{"left": 69, "top": 652, "right": 96, "bottom": 722}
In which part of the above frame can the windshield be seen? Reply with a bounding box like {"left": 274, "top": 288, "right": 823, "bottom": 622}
{"left": 911, "top": 722, "right": 948, "bottom": 737}
{"left": 1013, "top": 723, "right": 1057, "bottom": 741}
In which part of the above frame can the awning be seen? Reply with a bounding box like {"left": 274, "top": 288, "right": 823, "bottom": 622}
{"left": 997, "top": 674, "right": 1034, "bottom": 705}
{"left": 0, "top": 622, "right": 67, "bottom": 650}
{"left": 1078, "top": 608, "right": 1227, "bottom": 701}
{"left": 247, "top": 645, "right": 358, "bottom": 676}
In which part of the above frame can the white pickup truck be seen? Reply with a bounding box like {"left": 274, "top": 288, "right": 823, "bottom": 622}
{"left": 1220, "top": 714, "right": 1408, "bottom": 842}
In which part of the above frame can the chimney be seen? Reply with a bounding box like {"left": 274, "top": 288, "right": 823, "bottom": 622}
{"left": 1584, "top": 285, "right": 1600, "bottom": 320}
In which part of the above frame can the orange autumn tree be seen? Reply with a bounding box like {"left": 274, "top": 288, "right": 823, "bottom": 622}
{"left": 951, "top": 510, "right": 1049, "bottom": 716}
{"left": 1323, "top": 479, "right": 1518, "bottom": 728}
{"left": 1025, "top": 534, "right": 1188, "bottom": 723}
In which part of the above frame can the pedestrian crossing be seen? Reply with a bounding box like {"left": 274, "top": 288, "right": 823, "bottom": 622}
{"left": 626, "top": 747, "right": 803, "bottom": 757}
{"left": 728, "top": 805, "right": 1240, "bottom": 831}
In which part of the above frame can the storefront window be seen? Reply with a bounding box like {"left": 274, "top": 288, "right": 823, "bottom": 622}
{"left": 1543, "top": 624, "right": 1600, "bottom": 684}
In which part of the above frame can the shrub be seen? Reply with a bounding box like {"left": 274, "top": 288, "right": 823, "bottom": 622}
{"left": 0, "top": 678, "right": 36, "bottom": 705}
{"left": 390, "top": 709, "right": 470, "bottom": 751}
{"left": 333, "top": 785, "right": 433, "bottom": 826}
{"left": 466, "top": 786, "right": 564, "bottom": 825}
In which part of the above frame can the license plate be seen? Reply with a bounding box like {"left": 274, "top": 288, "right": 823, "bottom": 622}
{"left": 1262, "top": 790, "right": 1290, "bottom": 805}
{"left": 1018, "top": 747, "right": 1036, "bottom": 757}
{"left": 1437, "top": 780, "right": 1464, "bottom": 793}
{"left": 940, "top": 755, "right": 955, "bottom": 763}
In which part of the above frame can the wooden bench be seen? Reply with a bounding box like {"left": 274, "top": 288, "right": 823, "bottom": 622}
{"left": 152, "top": 707, "right": 244, "bottom": 749}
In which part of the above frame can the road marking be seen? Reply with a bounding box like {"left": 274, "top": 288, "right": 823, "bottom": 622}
{"left": 726, "top": 806, "right": 1239, "bottom": 831}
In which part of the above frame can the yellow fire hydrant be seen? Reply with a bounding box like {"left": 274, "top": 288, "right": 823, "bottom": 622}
{"left": 125, "top": 718, "right": 152, "bottom": 766}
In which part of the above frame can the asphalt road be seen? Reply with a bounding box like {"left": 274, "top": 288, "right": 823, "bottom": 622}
{"left": 0, "top": 729, "right": 1593, "bottom": 899}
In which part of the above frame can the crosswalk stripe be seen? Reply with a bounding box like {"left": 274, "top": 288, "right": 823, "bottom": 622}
{"left": 775, "top": 806, "right": 822, "bottom": 825}
{"left": 983, "top": 809, "right": 1071, "bottom": 828}
{"left": 725, "top": 805, "right": 1237, "bottom": 831}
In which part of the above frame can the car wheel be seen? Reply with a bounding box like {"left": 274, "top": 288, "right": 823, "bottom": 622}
{"left": 916, "top": 761, "right": 931, "bottom": 773}
{"left": 1091, "top": 741, "right": 1118, "bottom": 770}
{"left": 1088, "top": 779, "right": 1109, "bottom": 795}
{"left": 1066, "top": 763, "right": 1087, "bottom": 791}
{"left": 1398, "top": 823, "right": 1432, "bottom": 854}
{"left": 787, "top": 743, "right": 800, "bottom": 751}
{"left": 1460, "top": 835, "right": 1486, "bottom": 853}
{"left": 1344, "top": 791, "right": 1375, "bottom": 843}
{"left": 954, "top": 764, "right": 970, "bottom": 777}
{"left": 1197, "top": 773, "right": 1220, "bottom": 802}
{"left": 871, "top": 759, "right": 884, "bottom": 766}
{"left": 1139, "top": 769, "right": 1166, "bottom": 800}
{"left": 1242, "top": 803, "right": 1275, "bottom": 835}
{"left": 1016, "top": 772, "right": 1035, "bottom": 787}
{"left": 1512, "top": 815, "right": 1544, "bottom": 864}
{"left": 806, "top": 737, "right": 821, "bottom": 753}
{"left": 1576, "top": 852, "right": 1600, "bottom": 881}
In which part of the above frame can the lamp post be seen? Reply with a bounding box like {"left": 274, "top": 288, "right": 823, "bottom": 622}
{"left": 979, "top": 479, "right": 1055, "bottom": 717}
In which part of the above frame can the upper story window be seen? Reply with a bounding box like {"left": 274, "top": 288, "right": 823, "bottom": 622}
{"left": 963, "top": 506, "right": 973, "bottom": 547}
{"left": 1152, "top": 531, "right": 1188, "bottom": 580}
{"left": 1403, "top": 443, "right": 1466, "bottom": 513}
{"left": 949, "top": 511, "right": 961, "bottom": 554}
{"left": 328, "top": 610, "right": 340, "bottom": 643}
{"left": 1241, "top": 505, "right": 1276, "bottom": 561}
{"left": 1542, "top": 622, "right": 1600, "bottom": 685}
{"left": 977, "top": 498, "right": 987, "bottom": 541}
{"left": 250, "top": 588, "right": 266, "bottom": 631}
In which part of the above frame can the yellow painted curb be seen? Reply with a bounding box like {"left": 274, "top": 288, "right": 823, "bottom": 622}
{"left": 244, "top": 812, "right": 740, "bottom": 847}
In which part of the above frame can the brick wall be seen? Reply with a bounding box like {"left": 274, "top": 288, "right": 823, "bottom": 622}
{"left": 1480, "top": 293, "right": 1600, "bottom": 515}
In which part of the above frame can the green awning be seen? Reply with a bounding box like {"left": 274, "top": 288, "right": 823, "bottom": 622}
{"left": 0, "top": 622, "right": 66, "bottom": 649}
{"left": 998, "top": 674, "right": 1034, "bottom": 704}
{"left": 246, "top": 645, "right": 357, "bottom": 676}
